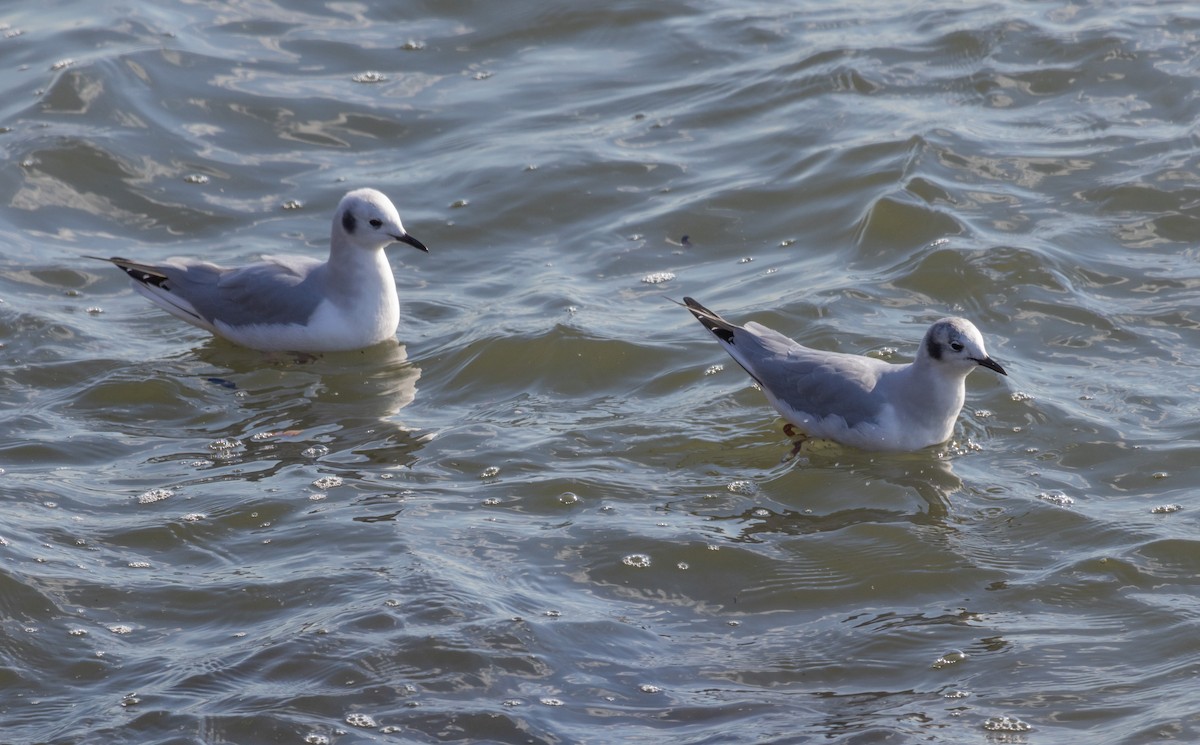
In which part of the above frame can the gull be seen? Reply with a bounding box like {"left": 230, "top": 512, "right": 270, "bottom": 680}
{"left": 681, "top": 296, "right": 1007, "bottom": 452}
{"left": 90, "top": 188, "right": 428, "bottom": 352}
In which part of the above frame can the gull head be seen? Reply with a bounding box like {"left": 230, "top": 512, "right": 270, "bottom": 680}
{"left": 922, "top": 317, "right": 1007, "bottom": 377}
{"left": 335, "top": 188, "right": 428, "bottom": 254}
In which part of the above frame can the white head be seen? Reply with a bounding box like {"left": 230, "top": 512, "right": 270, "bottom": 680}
{"left": 333, "top": 188, "right": 428, "bottom": 254}
{"left": 919, "top": 317, "right": 1007, "bottom": 377}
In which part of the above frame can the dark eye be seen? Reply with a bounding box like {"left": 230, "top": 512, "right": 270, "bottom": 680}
{"left": 369, "top": 218, "right": 382, "bottom": 229}
{"left": 950, "top": 342, "right": 964, "bottom": 352}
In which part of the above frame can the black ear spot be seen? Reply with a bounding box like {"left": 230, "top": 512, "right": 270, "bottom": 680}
{"left": 342, "top": 210, "right": 357, "bottom": 234}
{"left": 925, "top": 336, "right": 943, "bottom": 360}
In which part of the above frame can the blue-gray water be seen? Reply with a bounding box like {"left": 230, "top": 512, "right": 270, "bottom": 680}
{"left": 3, "top": 1, "right": 1200, "bottom": 743}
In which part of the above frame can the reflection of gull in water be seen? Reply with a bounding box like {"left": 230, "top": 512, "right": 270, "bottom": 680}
{"left": 710, "top": 457, "right": 963, "bottom": 542}
{"left": 90, "top": 189, "right": 428, "bottom": 352}
{"left": 197, "top": 341, "right": 424, "bottom": 447}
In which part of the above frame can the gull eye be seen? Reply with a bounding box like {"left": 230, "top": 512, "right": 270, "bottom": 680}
{"left": 950, "top": 341, "right": 964, "bottom": 352}
{"left": 369, "top": 218, "right": 382, "bottom": 229}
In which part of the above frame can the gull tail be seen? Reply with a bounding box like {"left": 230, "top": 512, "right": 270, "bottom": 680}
{"left": 87, "top": 256, "right": 171, "bottom": 289}
{"left": 87, "top": 255, "right": 210, "bottom": 328}
{"left": 677, "top": 296, "right": 763, "bottom": 386}
{"left": 680, "top": 296, "right": 739, "bottom": 344}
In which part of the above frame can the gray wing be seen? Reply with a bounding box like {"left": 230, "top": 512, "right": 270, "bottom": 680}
{"left": 161, "top": 256, "right": 328, "bottom": 328}
{"left": 734, "top": 322, "right": 892, "bottom": 427}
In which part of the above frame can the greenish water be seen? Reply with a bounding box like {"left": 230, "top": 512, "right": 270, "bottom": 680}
{"left": 3, "top": 1, "right": 1200, "bottom": 743}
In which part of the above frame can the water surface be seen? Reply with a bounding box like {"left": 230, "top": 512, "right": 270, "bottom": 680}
{"left": 3, "top": 1, "right": 1200, "bottom": 743}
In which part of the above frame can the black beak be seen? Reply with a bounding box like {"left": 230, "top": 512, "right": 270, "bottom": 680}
{"left": 975, "top": 356, "right": 1007, "bottom": 376}
{"left": 393, "top": 232, "right": 429, "bottom": 253}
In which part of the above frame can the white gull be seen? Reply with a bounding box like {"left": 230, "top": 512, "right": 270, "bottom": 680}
{"left": 681, "top": 296, "right": 1007, "bottom": 452}
{"left": 91, "top": 188, "right": 427, "bottom": 352}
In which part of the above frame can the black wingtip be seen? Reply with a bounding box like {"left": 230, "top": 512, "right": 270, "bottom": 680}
{"left": 681, "top": 297, "right": 736, "bottom": 344}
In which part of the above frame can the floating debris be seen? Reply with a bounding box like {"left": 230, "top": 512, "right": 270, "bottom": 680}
{"left": 1037, "top": 492, "right": 1074, "bottom": 507}
{"left": 932, "top": 649, "right": 967, "bottom": 669}
{"left": 622, "top": 553, "right": 651, "bottom": 568}
{"left": 1151, "top": 504, "right": 1183, "bottom": 514}
{"left": 344, "top": 712, "right": 377, "bottom": 728}
{"left": 137, "top": 488, "right": 173, "bottom": 504}
{"left": 641, "top": 271, "right": 675, "bottom": 284}
{"left": 982, "top": 715, "right": 1033, "bottom": 733}
{"left": 351, "top": 71, "right": 387, "bottom": 84}
{"left": 727, "top": 479, "right": 757, "bottom": 495}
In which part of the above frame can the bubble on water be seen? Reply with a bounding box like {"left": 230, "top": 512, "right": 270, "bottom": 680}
{"left": 137, "top": 488, "right": 173, "bottom": 504}
{"left": 622, "top": 553, "right": 651, "bottom": 568}
{"left": 345, "top": 713, "right": 376, "bottom": 728}
{"left": 780, "top": 238, "right": 796, "bottom": 247}
{"left": 738, "top": 257, "right": 753, "bottom": 264}
{"left": 727, "top": 480, "right": 757, "bottom": 495}
{"left": 641, "top": 271, "right": 675, "bottom": 284}
{"left": 183, "top": 173, "right": 209, "bottom": 184}
{"left": 982, "top": 716, "right": 1033, "bottom": 732}
{"left": 677, "top": 561, "right": 689, "bottom": 570}
{"left": 281, "top": 199, "right": 303, "bottom": 210}
{"left": 209, "top": 438, "right": 243, "bottom": 458}
{"left": 752, "top": 507, "right": 770, "bottom": 517}
{"left": 312, "top": 476, "right": 343, "bottom": 490}
{"left": 1037, "top": 492, "right": 1074, "bottom": 507}
{"left": 480, "top": 466, "right": 500, "bottom": 479}
{"left": 352, "top": 71, "right": 386, "bottom": 83}
{"left": 501, "top": 699, "right": 522, "bottom": 707}
{"left": 974, "top": 408, "right": 993, "bottom": 418}
{"left": 86, "top": 306, "right": 103, "bottom": 314}
{"left": 181, "top": 512, "right": 206, "bottom": 522}
{"left": 120, "top": 693, "right": 140, "bottom": 707}
{"left": 704, "top": 364, "right": 724, "bottom": 375}
{"left": 1152, "top": 504, "right": 1183, "bottom": 514}
{"left": 638, "top": 683, "right": 663, "bottom": 693}
{"left": 482, "top": 497, "right": 501, "bottom": 506}
{"left": 543, "top": 609, "right": 562, "bottom": 618}
{"left": 472, "top": 70, "right": 494, "bottom": 80}
{"left": 303, "top": 735, "right": 330, "bottom": 745}
{"left": 539, "top": 697, "right": 564, "bottom": 707}
{"left": 558, "top": 491, "right": 580, "bottom": 505}
{"left": 932, "top": 649, "right": 967, "bottom": 668}
{"left": 249, "top": 432, "right": 275, "bottom": 442}
{"left": 944, "top": 690, "right": 971, "bottom": 699}
{"left": 1152, "top": 471, "right": 1169, "bottom": 480}
{"left": 127, "top": 561, "right": 151, "bottom": 569}
{"left": 401, "top": 39, "right": 425, "bottom": 51}
{"left": 726, "top": 620, "right": 740, "bottom": 627}
{"left": 50, "top": 58, "right": 75, "bottom": 71}
{"left": 108, "top": 625, "right": 133, "bottom": 635}
{"left": 68, "top": 628, "right": 88, "bottom": 636}
{"left": 308, "top": 494, "right": 327, "bottom": 502}
{"left": 301, "top": 445, "right": 329, "bottom": 458}
{"left": 1010, "top": 391, "right": 1033, "bottom": 402}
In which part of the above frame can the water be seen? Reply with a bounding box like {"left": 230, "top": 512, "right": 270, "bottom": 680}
{"left": 3, "top": 0, "right": 1200, "bottom": 742}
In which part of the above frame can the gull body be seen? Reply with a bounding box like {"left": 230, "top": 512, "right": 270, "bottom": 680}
{"left": 92, "top": 188, "right": 428, "bottom": 352}
{"left": 682, "top": 297, "right": 1007, "bottom": 452}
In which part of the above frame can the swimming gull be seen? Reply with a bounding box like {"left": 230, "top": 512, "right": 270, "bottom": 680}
{"left": 91, "top": 188, "right": 428, "bottom": 352}
{"left": 681, "top": 296, "right": 1007, "bottom": 452}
